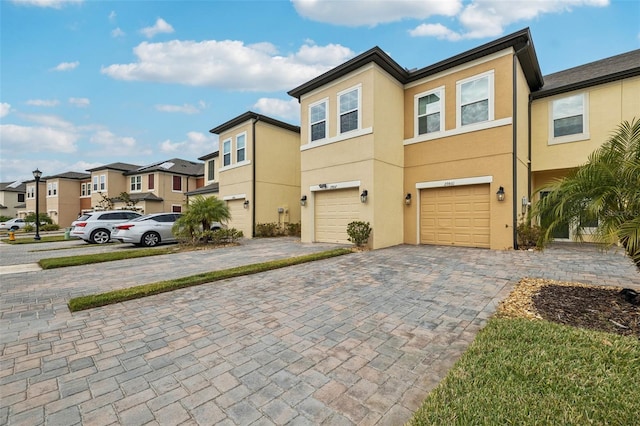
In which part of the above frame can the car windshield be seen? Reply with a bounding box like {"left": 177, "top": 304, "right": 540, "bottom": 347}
{"left": 76, "top": 214, "right": 92, "bottom": 221}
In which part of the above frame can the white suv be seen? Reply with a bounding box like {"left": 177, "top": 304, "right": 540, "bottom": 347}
{"left": 70, "top": 210, "right": 142, "bottom": 244}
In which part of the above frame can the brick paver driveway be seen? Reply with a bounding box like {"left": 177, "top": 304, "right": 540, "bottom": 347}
{"left": 1, "top": 238, "right": 638, "bottom": 425}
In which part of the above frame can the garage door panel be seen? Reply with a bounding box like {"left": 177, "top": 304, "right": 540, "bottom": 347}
{"left": 315, "top": 189, "right": 359, "bottom": 244}
{"left": 421, "top": 184, "right": 490, "bottom": 248}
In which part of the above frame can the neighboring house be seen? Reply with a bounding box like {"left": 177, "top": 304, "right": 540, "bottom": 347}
{"left": 23, "top": 178, "right": 47, "bottom": 221}
{"left": 289, "top": 28, "right": 543, "bottom": 249}
{"left": 186, "top": 151, "right": 220, "bottom": 201}
{"left": 120, "top": 158, "right": 204, "bottom": 213}
{"left": 86, "top": 162, "right": 140, "bottom": 211}
{"left": 530, "top": 50, "right": 640, "bottom": 240}
{"left": 42, "top": 172, "right": 91, "bottom": 227}
{"left": 0, "top": 181, "right": 26, "bottom": 218}
{"left": 209, "top": 111, "right": 301, "bottom": 238}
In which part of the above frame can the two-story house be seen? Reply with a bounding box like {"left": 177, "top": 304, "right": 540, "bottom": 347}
{"left": 186, "top": 151, "right": 220, "bottom": 201}
{"left": 289, "top": 28, "right": 543, "bottom": 249}
{"left": 209, "top": 111, "right": 301, "bottom": 238}
{"left": 86, "top": 162, "right": 141, "bottom": 211}
{"left": 0, "top": 181, "right": 26, "bottom": 218}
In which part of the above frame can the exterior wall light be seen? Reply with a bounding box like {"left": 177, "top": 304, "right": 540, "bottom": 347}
{"left": 405, "top": 193, "right": 412, "bottom": 205}
{"left": 243, "top": 200, "right": 250, "bottom": 209}
{"left": 496, "top": 186, "right": 505, "bottom": 202}
{"left": 360, "top": 190, "right": 368, "bottom": 203}
{"left": 300, "top": 195, "right": 307, "bottom": 206}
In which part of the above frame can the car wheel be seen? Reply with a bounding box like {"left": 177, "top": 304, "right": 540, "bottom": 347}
{"left": 142, "top": 232, "right": 160, "bottom": 247}
{"left": 91, "top": 229, "right": 111, "bottom": 244}
{"left": 10, "top": 226, "right": 19, "bottom": 231}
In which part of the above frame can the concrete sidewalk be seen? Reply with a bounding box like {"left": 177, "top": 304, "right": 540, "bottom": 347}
{"left": 1, "top": 238, "right": 638, "bottom": 425}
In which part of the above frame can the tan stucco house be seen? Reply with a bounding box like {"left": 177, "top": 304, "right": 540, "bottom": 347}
{"left": 35, "top": 172, "right": 90, "bottom": 227}
{"left": 0, "top": 181, "right": 26, "bottom": 218}
{"left": 186, "top": 151, "right": 220, "bottom": 201}
{"left": 288, "top": 27, "right": 639, "bottom": 250}
{"left": 209, "top": 111, "right": 301, "bottom": 238}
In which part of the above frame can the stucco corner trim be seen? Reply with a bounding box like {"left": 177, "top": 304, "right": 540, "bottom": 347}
{"left": 416, "top": 175, "right": 493, "bottom": 190}
{"left": 404, "top": 117, "right": 512, "bottom": 146}
{"left": 222, "top": 193, "right": 247, "bottom": 201}
{"left": 310, "top": 180, "right": 361, "bottom": 192}
{"left": 301, "top": 127, "right": 373, "bottom": 151}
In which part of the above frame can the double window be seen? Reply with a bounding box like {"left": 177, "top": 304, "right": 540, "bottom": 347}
{"left": 223, "top": 139, "right": 231, "bottom": 167}
{"left": 416, "top": 87, "right": 444, "bottom": 135}
{"left": 550, "top": 93, "right": 589, "bottom": 144}
{"left": 457, "top": 71, "right": 494, "bottom": 127}
{"left": 47, "top": 182, "right": 57, "bottom": 196}
{"left": 310, "top": 100, "right": 327, "bottom": 142}
{"left": 130, "top": 176, "right": 142, "bottom": 192}
{"left": 27, "top": 185, "right": 35, "bottom": 199}
{"left": 81, "top": 183, "right": 91, "bottom": 197}
{"left": 339, "top": 87, "right": 360, "bottom": 134}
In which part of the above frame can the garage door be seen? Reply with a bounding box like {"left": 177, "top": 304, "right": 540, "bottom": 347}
{"left": 227, "top": 199, "right": 250, "bottom": 237}
{"left": 420, "top": 184, "right": 490, "bottom": 248}
{"left": 315, "top": 188, "right": 360, "bottom": 244}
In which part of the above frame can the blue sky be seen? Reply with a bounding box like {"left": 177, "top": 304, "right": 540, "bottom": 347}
{"left": 1, "top": 0, "right": 639, "bottom": 183}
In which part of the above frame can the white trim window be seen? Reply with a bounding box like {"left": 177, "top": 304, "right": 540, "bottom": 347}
{"left": 236, "top": 133, "right": 246, "bottom": 163}
{"left": 549, "top": 93, "right": 589, "bottom": 144}
{"left": 338, "top": 86, "right": 360, "bottom": 134}
{"left": 310, "top": 99, "right": 327, "bottom": 142}
{"left": 416, "top": 87, "right": 444, "bottom": 136}
{"left": 92, "top": 176, "right": 99, "bottom": 192}
{"left": 99, "top": 174, "right": 106, "bottom": 192}
{"left": 457, "top": 71, "right": 494, "bottom": 127}
{"left": 130, "top": 175, "right": 142, "bottom": 192}
{"left": 27, "top": 185, "right": 35, "bottom": 199}
{"left": 47, "top": 182, "right": 57, "bottom": 197}
{"left": 207, "top": 160, "right": 215, "bottom": 181}
{"left": 81, "top": 183, "right": 91, "bottom": 197}
{"left": 223, "top": 139, "right": 231, "bottom": 167}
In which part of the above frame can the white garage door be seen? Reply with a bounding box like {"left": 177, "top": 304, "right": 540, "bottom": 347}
{"left": 315, "top": 188, "right": 360, "bottom": 244}
{"left": 227, "top": 199, "right": 250, "bottom": 237}
{"left": 420, "top": 184, "right": 490, "bottom": 248}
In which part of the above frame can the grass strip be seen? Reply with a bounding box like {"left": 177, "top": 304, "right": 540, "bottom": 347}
{"left": 2, "top": 235, "right": 68, "bottom": 244}
{"left": 39, "top": 247, "right": 175, "bottom": 269}
{"left": 409, "top": 317, "right": 640, "bottom": 425}
{"left": 68, "top": 248, "right": 351, "bottom": 311}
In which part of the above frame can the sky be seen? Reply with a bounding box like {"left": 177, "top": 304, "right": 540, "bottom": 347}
{"left": 1, "top": 0, "right": 639, "bottom": 183}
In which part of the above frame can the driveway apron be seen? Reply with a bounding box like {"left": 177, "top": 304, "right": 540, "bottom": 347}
{"left": 1, "top": 239, "right": 638, "bottom": 425}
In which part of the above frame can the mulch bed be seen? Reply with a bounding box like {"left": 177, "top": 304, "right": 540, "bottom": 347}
{"left": 497, "top": 278, "right": 640, "bottom": 338}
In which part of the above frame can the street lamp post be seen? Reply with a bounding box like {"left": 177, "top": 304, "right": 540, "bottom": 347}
{"left": 33, "top": 168, "right": 42, "bottom": 241}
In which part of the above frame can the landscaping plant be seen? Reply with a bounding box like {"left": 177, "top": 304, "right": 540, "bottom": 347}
{"left": 346, "top": 221, "right": 372, "bottom": 247}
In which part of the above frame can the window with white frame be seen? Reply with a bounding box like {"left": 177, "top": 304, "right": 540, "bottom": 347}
{"left": 92, "top": 176, "right": 98, "bottom": 192}
{"left": 550, "top": 93, "right": 588, "bottom": 143}
{"left": 27, "top": 185, "right": 35, "bottom": 199}
{"left": 81, "top": 183, "right": 91, "bottom": 197}
{"left": 338, "top": 86, "right": 360, "bottom": 134}
{"left": 130, "top": 175, "right": 142, "bottom": 191}
{"left": 207, "top": 160, "right": 215, "bottom": 181}
{"left": 236, "top": 133, "right": 246, "bottom": 163}
{"left": 99, "top": 174, "right": 106, "bottom": 191}
{"left": 416, "top": 87, "right": 444, "bottom": 135}
{"left": 47, "top": 183, "right": 52, "bottom": 196}
{"left": 457, "top": 71, "right": 494, "bottom": 127}
{"left": 223, "top": 139, "right": 231, "bottom": 167}
{"left": 310, "top": 100, "right": 327, "bottom": 142}
{"left": 47, "top": 182, "right": 57, "bottom": 196}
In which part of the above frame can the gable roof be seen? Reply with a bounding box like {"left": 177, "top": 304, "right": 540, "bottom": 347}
{"left": 86, "top": 162, "right": 141, "bottom": 173}
{"left": 288, "top": 27, "right": 543, "bottom": 99}
{"left": 186, "top": 182, "right": 219, "bottom": 196}
{"left": 198, "top": 151, "right": 219, "bottom": 161}
{"left": 532, "top": 49, "right": 640, "bottom": 99}
{"left": 0, "top": 181, "right": 26, "bottom": 193}
{"left": 209, "top": 111, "right": 300, "bottom": 135}
{"left": 126, "top": 158, "right": 204, "bottom": 177}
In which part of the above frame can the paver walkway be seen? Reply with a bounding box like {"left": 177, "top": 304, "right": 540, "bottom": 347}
{"left": 1, "top": 238, "right": 638, "bottom": 425}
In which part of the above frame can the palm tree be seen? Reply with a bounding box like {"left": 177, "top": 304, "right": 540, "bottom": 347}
{"left": 173, "top": 195, "right": 231, "bottom": 243}
{"left": 533, "top": 118, "right": 640, "bottom": 267}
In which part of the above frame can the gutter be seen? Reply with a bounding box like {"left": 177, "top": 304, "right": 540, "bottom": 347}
{"left": 252, "top": 117, "right": 259, "bottom": 238}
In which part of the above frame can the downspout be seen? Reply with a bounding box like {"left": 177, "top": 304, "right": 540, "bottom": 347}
{"left": 252, "top": 117, "right": 259, "bottom": 238}
{"left": 512, "top": 40, "right": 530, "bottom": 250}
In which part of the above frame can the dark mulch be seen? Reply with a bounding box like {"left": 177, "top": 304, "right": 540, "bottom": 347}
{"left": 533, "top": 285, "right": 640, "bottom": 338}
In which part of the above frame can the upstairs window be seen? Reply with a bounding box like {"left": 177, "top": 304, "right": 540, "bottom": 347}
{"left": 92, "top": 176, "right": 98, "bottom": 192}
{"left": 148, "top": 173, "right": 155, "bottom": 190}
{"left": 27, "top": 185, "right": 35, "bottom": 199}
{"left": 236, "top": 133, "right": 246, "bottom": 163}
{"left": 47, "top": 182, "right": 57, "bottom": 196}
{"left": 457, "top": 71, "right": 494, "bottom": 127}
{"left": 172, "top": 175, "right": 182, "bottom": 191}
{"left": 338, "top": 86, "right": 360, "bottom": 134}
{"left": 130, "top": 176, "right": 142, "bottom": 191}
{"left": 310, "top": 100, "right": 327, "bottom": 141}
{"left": 551, "top": 93, "right": 588, "bottom": 143}
{"left": 223, "top": 139, "right": 231, "bottom": 167}
{"left": 417, "top": 87, "right": 444, "bottom": 135}
{"left": 207, "top": 160, "right": 215, "bottom": 181}
{"left": 99, "top": 174, "right": 106, "bottom": 191}
{"left": 18, "top": 193, "right": 25, "bottom": 202}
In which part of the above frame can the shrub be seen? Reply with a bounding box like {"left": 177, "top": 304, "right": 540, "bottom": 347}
{"left": 41, "top": 224, "right": 60, "bottom": 231}
{"left": 286, "top": 222, "right": 301, "bottom": 237}
{"left": 517, "top": 219, "right": 543, "bottom": 250}
{"left": 255, "top": 223, "right": 285, "bottom": 237}
{"left": 347, "top": 221, "right": 372, "bottom": 247}
{"left": 23, "top": 224, "right": 34, "bottom": 233}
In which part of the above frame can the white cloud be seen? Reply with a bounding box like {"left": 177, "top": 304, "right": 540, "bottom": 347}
{"left": 155, "top": 103, "right": 200, "bottom": 114}
{"left": 101, "top": 40, "right": 354, "bottom": 91}
{"left": 0, "top": 103, "right": 10, "bottom": 118}
{"left": 22, "top": 113, "right": 74, "bottom": 129}
{"left": 111, "top": 27, "right": 125, "bottom": 38}
{"left": 108, "top": 10, "right": 116, "bottom": 21}
{"left": 410, "top": 0, "right": 610, "bottom": 40}
{"left": 10, "top": 0, "right": 83, "bottom": 8}
{"left": 26, "top": 99, "right": 60, "bottom": 107}
{"left": 291, "top": 0, "right": 462, "bottom": 26}
{"left": 69, "top": 97, "right": 90, "bottom": 107}
{"left": 0, "top": 124, "right": 78, "bottom": 153}
{"left": 253, "top": 98, "right": 300, "bottom": 122}
{"left": 140, "top": 18, "right": 175, "bottom": 39}
{"left": 160, "top": 131, "right": 217, "bottom": 157}
{"left": 90, "top": 130, "right": 136, "bottom": 148}
{"left": 51, "top": 61, "right": 79, "bottom": 71}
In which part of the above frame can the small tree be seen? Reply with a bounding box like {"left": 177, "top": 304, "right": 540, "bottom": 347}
{"left": 173, "top": 195, "right": 231, "bottom": 244}
{"left": 96, "top": 193, "right": 114, "bottom": 210}
{"left": 116, "top": 192, "right": 140, "bottom": 211}
{"left": 347, "top": 221, "right": 372, "bottom": 247}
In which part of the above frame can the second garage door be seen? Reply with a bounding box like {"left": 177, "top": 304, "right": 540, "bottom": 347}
{"left": 420, "top": 184, "right": 490, "bottom": 248}
{"left": 315, "top": 188, "right": 360, "bottom": 244}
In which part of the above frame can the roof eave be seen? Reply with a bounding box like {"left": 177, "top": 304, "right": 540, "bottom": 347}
{"left": 531, "top": 67, "right": 640, "bottom": 99}
{"left": 209, "top": 111, "right": 300, "bottom": 134}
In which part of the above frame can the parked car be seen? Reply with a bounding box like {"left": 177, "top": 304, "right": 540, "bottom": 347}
{"left": 70, "top": 210, "right": 142, "bottom": 244}
{"left": 112, "top": 213, "right": 182, "bottom": 247}
{"left": 0, "top": 218, "right": 26, "bottom": 231}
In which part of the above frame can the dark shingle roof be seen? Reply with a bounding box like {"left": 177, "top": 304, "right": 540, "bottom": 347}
{"left": 198, "top": 151, "right": 219, "bottom": 161}
{"left": 86, "top": 162, "right": 141, "bottom": 173}
{"left": 185, "top": 182, "right": 219, "bottom": 196}
{"left": 113, "top": 193, "right": 163, "bottom": 202}
{"left": 42, "top": 171, "right": 91, "bottom": 181}
{"left": 0, "top": 181, "right": 26, "bottom": 193}
{"left": 532, "top": 49, "right": 640, "bottom": 99}
{"left": 126, "top": 158, "right": 204, "bottom": 177}
{"left": 209, "top": 111, "right": 300, "bottom": 135}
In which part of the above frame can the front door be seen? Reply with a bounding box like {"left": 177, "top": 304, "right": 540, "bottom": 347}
{"left": 540, "top": 191, "right": 570, "bottom": 239}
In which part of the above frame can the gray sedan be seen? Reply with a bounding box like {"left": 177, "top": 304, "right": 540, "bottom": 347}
{"left": 112, "top": 213, "right": 182, "bottom": 247}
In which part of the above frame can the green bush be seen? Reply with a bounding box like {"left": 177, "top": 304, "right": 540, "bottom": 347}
{"left": 0, "top": 215, "right": 12, "bottom": 222}
{"left": 347, "top": 221, "right": 372, "bottom": 247}
{"left": 41, "top": 224, "right": 60, "bottom": 231}
{"left": 198, "top": 228, "right": 244, "bottom": 245}
{"left": 255, "top": 222, "right": 285, "bottom": 237}
{"left": 517, "top": 219, "right": 543, "bottom": 249}
{"left": 23, "top": 224, "right": 34, "bottom": 233}
{"left": 286, "top": 222, "right": 301, "bottom": 237}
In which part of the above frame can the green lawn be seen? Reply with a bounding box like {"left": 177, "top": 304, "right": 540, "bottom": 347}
{"left": 409, "top": 317, "right": 639, "bottom": 425}
{"left": 2, "top": 235, "right": 68, "bottom": 244}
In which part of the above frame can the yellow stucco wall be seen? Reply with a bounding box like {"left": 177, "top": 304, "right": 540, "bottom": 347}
{"left": 51, "top": 179, "right": 82, "bottom": 227}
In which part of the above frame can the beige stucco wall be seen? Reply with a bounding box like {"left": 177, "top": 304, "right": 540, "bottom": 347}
{"left": 23, "top": 181, "right": 46, "bottom": 217}
{"left": 0, "top": 191, "right": 23, "bottom": 218}
{"left": 531, "top": 76, "right": 640, "bottom": 172}
{"left": 90, "top": 170, "right": 127, "bottom": 208}
{"left": 48, "top": 179, "right": 82, "bottom": 227}
{"left": 515, "top": 59, "right": 532, "bottom": 224}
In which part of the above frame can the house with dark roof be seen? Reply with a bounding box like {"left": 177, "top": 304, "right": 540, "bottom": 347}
{"left": 186, "top": 151, "right": 220, "bottom": 200}
{"left": 22, "top": 172, "right": 90, "bottom": 227}
{"left": 85, "top": 162, "right": 141, "bottom": 211}
{"left": 0, "top": 181, "right": 26, "bottom": 218}
{"left": 287, "top": 27, "right": 639, "bottom": 249}
{"left": 208, "top": 111, "right": 300, "bottom": 237}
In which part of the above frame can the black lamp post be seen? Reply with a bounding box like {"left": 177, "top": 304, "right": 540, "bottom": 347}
{"left": 33, "top": 168, "right": 42, "bottom": 241}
